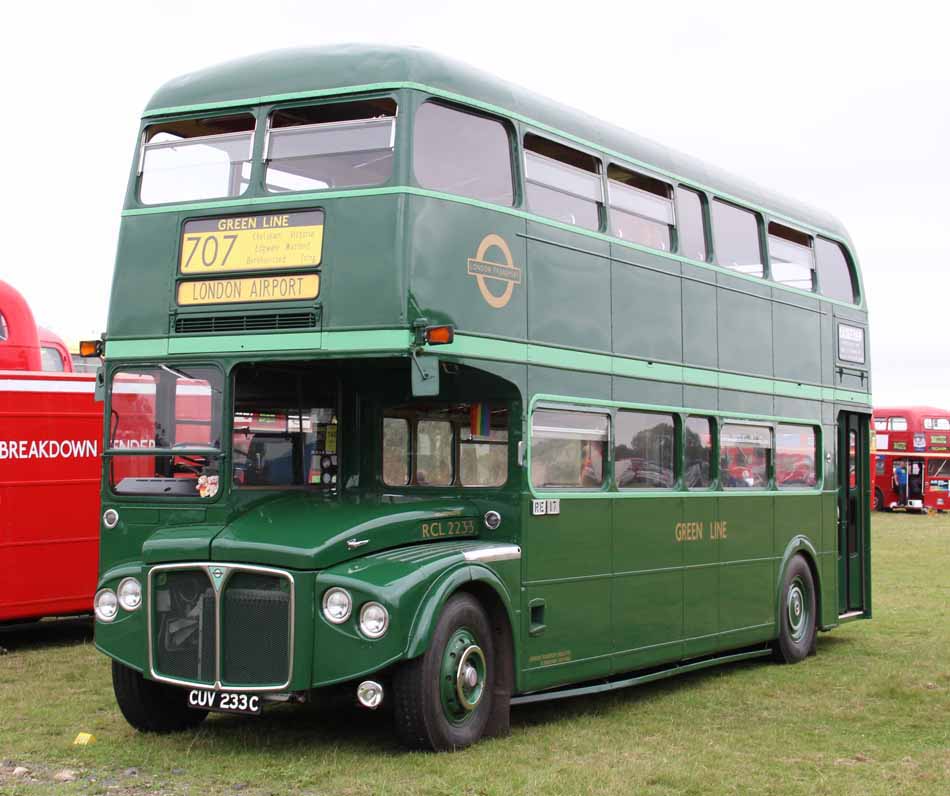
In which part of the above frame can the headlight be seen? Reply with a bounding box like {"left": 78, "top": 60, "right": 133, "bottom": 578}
{"left": 117, "top": 578, "right": 142, "bottom": 611}
{"left": 359, "top": 602, "right": 389, "bottom": 639}
{"left": 94, "top": 589, "right": 118, "bottom": 623}
{"left": 102, "top": 508, "right": 119, "bottom": 529}
{"left": 322, "top": 587, "right": 352, "bottom": 624}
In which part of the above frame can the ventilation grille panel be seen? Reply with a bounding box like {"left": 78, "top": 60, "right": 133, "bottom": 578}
{"left": 174, "top": 312, "right": 318, "bottom": 334}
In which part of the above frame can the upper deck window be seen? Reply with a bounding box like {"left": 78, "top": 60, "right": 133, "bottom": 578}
{"left": 413, "top": 102, "right": 513, "bottom": 205}
{"left": 889, "top": 417, "right": 908, "bottom": 431}
{"left": 139, "top": 114, "right": 254, "bottom": 205}
{"left": 712, "top": 199, "right": 763, "bottom": 278}
{"left": 607, "top": 165, "right": 674, "bottom": 251}
{"left": 676, "top": 187, "right": 707, "bottom": 262}
{"left": 768, "top": 222, "right": 815, "bottom": 291}
{"left": 524, "top": 135, "right": 603, "bottom": 231}
{"left": 265, "top": 98, "right": 396, "bottom": 193}
{"left": 816, "top": 237, "right": 857, "bottom": 304}
{"left": 530, "top": 409, "right": 609, "bottom": 489}
{"left": 0, "top": 311, "right": 7, "bottom": 341}
{"left": 924, "top": 417, "right": 950, "bottom": 430}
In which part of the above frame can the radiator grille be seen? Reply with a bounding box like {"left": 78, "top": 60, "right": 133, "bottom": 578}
{"left": 221, "top": 572, "right": 291, "bottom": 686}
{"left": 174, "top": 312, "right": 317, "bottom": 334}
{"left": 149, "top": 565, "right": 293, "bottom": 689}
{"left": 152, "top": 569, "right": 216, "bottom": 685}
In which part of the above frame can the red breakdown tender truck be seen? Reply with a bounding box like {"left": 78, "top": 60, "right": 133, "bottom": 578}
{"left": 0, "top": 280, "right": 100, "bottom": 622}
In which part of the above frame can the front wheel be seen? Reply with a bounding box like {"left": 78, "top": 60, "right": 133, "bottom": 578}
{"left": 774, "top": 555, "right": 817, "bottom": 663}
{"left": 392, "top": 593, "right": 494, "bottom": 751}
{"left": 112, "top": 661, "right": 208, "bottom": 733}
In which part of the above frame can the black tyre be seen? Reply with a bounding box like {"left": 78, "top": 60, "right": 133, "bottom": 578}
{"left": 392, "top": 593, "right": 494, "bottom": 751}
{"left": 112, "top": 661, "right": 208, "bottom": 733}
{"left": 774, "top": 555, "right": 817, "bottom": 664}
{"left": 874, "top": 488, "right": 884, "bottom": 512}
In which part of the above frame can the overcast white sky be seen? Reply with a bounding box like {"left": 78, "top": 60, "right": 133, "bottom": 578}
{"left": 2, "top": 0, "right": 947, "bottom": 406}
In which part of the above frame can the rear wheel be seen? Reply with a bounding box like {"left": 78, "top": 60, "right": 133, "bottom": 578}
{"left": 874, "top": 488, "right": 884, "bottom": 512}
{"left": 112, "top": 661, "right": 207, "bottom": 733}
{"left": 774, "top": 555, "right": 816, "bottom": 663}
{"left": 392, "top": 593, "right": 494, "bottom": 751}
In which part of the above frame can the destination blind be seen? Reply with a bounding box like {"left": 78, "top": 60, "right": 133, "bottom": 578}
{"left": 179, "top": 210, "right": 324, "bottom": 274}
{"left": 177, "top": 274, "right": 320, "bottom": 306}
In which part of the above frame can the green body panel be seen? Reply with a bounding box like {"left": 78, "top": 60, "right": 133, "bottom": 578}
{"left": 312, "top": 541, "right": 520, "bottom": 688}
{"left": 94, "top": 45, "right": 871, "bottom": 703}
{"left": 209, "top": 493, "right": 479, "bottom": 570}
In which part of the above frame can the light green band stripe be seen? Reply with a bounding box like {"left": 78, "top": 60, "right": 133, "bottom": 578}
{"left": 104, "top": 329, "right": 870, "bottom": 405}
{"left": 121, "top": 185, "right": 859, "bottom": 310}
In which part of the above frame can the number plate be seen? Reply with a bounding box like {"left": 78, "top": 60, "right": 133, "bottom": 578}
{"left": 187, "top": 689, "right": 262, "bottom": 715}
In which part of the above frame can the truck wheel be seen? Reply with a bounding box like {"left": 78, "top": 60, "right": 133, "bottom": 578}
{"left": 112, "top": 661, "right": 207, "bottom": 733}
{"left": 773, "top": 555, "right": 816, "bottom": 664}
{"left": 392, "top": 593, "right": 494, "bottom": 751}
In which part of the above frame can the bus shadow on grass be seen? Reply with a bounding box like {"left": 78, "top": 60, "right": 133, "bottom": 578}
{"left": 192, "top": 650, "right": 859, "bottom": 752}
{"left": 191, "top": 636, "right": 861, "bottom": 752}
{"left": 0, "top": 616, "right": 93, "bottom": 654}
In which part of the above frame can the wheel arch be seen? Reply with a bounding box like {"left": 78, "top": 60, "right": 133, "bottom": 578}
{"left": 775, "top": 535, "right": 822, "bottom": 633}
{"left": 403, "top": 564, "right": 518, "bottom": 740}
{"left": 406, "top": 565, "right": 516, "bottom": 660}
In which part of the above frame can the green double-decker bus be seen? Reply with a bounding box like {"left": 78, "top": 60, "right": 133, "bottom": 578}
{"left": 92, "top": 45, "right": 872, "bottom": 750}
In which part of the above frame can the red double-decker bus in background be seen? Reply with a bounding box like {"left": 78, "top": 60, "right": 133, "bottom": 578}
{"left": 0, "top": 280, "right": 101, "bottom": 622}
{"left": 872, "top": 406, "right": 950, "bottom": 513}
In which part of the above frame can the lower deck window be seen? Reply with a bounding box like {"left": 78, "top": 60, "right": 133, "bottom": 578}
{"left": 720, "top": 424, "right": 771, "bottom": 489}
{"left": 531, "top": 409, "right": 608, "bottom": 489}
{"left": 614, "top": 410, "right": 675, "bottom": 489}
{"left": 776, "top": 425, "right": 818, "bottom": 488}
{"left": 383, "top": 404, "right": 508, "bottom": 488}
{"left": 685, "top": 416, "right": 714, "bottom": 489}
{"left": 927, "top": 458, "right": 950, "bottom": 478}
{"left": 460, "top": 424, "right": 508, "bottom": 487}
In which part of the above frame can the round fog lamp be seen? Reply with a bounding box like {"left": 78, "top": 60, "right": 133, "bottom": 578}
{"left": 94, "top": 589, "right": 118, "bottom": 623}
{"left": 359, "top": 602, "right": 389, "bottom": 639}
{"left": 322, "top": 587, "right": 352, "bottom": 624}
{"left": 117, "top": 578, "right": 142, "bottom": 611}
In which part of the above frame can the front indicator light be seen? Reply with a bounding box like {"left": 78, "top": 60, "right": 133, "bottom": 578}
{"left": 322, "top": 587, "right": 352, "bottom": 624}
{"left": 94, "top": 589, "right": 118, "bottom": 623}
{"left": 117, "top": 578, "right": 142, "bottom": 611}
{"left": 359, "top": 602, "right": 389, "bottom": 639}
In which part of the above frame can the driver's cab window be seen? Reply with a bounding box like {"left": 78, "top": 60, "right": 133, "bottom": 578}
{"left": 232, "top": 364, "right": 339, "bottom": 489}
{"left": 108, "top": 365, "right": 223, "bottom": 498}
{"left": 382, "top": 403, "right": 508, "bottom": 488}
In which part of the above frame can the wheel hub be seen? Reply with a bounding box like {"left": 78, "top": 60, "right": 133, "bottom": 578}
{"left": 787, "top": 579, "right": 809, "bottom": 641}
{"left": 439, "top": 628, "right": 486, "bottom": 724}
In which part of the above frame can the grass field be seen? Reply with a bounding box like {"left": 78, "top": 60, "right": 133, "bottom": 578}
{"left": 1, "top": 512, "right": 947, "bottom": 795}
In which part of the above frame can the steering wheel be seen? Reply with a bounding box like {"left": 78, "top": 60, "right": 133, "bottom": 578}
{"left": 171, "top": 443, "right": 209, "bottom": 474}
